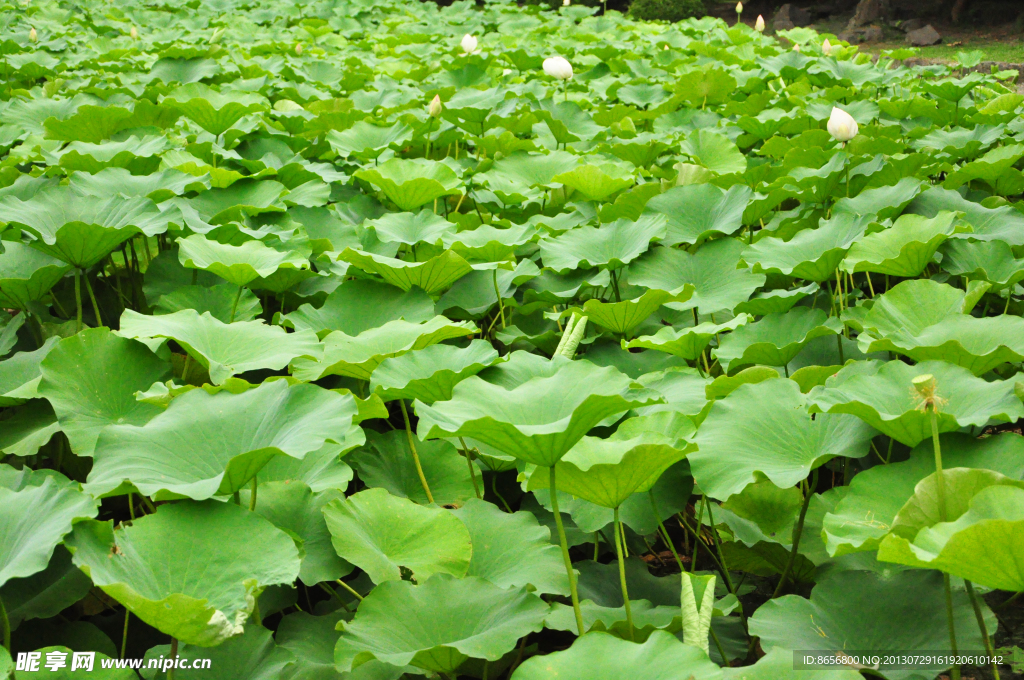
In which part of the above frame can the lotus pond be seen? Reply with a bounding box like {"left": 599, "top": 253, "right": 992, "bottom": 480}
{"left": 1, "top": 0, "right": 1024, "bottom": 678}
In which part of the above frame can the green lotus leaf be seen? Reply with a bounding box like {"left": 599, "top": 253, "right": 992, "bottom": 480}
{"left": 415, "top": 359, "right": 660, "bottom": 467}
{"left": 511, "top": 630, "right": 719, "bottom": 680}
{"left": 943, "top": 142, "right": 1024, "bottom": 190}
{"left": 625, "top": 315, "right": 749, "bottom": 361}
{"left": 643, "top": 184, "right": 751, "bottom": 246}
{"left": 629, "top": 238, "right": 765, "bottom": 314}
{"left": 119, "top": 309, "right": 322, "bottom": 385}
{"left": 282, "top": 279, "right": 434, "bottom": 336}
{"left": 722, "top": 646, "right": 881, "bottom": 680}
{"left": 714, "top": 307, "right": 842, "bottom": 373}
{"left": 841, "top": 210, "right": 964, "bottom": 277}
{"left": 322, "top": 487, "right": 472, "bottom": 584}
{"left": 750, "top": 568, "right": 994, "bottom": 680}
{"left": 86, "top": 379, "right": 357, "bottom": 500}
{"left": 832, "top": 177, "right": 923, "bottom": 221}
{"left": 187, "top": 180, "right": 287, "bottom": 223}
{"left": 69, "top": 167, "right": 208, "bottom": 203}
{"left": 0, "top": 400, "right": 56, "bottom": 457}
{"left": 365, "top": 210, "right": 456, "bottom": 247}
{"left": 291, "top": 316, "right": 476, "bottom": 382}
{"left": 734, "top": 283, "right": 820, "bottom": 316}
{"left": 259, "top": 438, "right": 362, "bottom": 493}
{"left": 539, "top": 215, "right": 667, "bottom": 273}
{"left": 877, "top": 471, "right": 1024, "bottom": 591}
{"left": 808, "top": 359, "right": 1024, "bottom": 446}
{"left": 46, "top": 135, "right": 169, "bottom": 174}
{"left": 177, "top": 234, "right": 309, "bottom": 287}
{"left": 370, "top": 339, "right": 500, "bottom": 404}
{"left": 451, "top": 498, "right": 569, "bottom": 595}
{"left": 0, "top": 188, "right": 167, "bottom": 268}
{"left": 326, "top": 121, "right": 414, "bottom": 159}
{"left": 348, "top": 430, "right": 476, "bottom": 507}
{"left": 692, "top": 379, "right": 874, "bottom": 500}
{"left": 0, "top": 241, "right": 70, "bottom": 310}
{"left": 552, "top": 163, "right": 634, "bottom": 202}
{"left": 906, "top": 185, "right": 1024, "bottom": 244}
{"left": 338, "top": 248, "right": 474, "bottom": 295}
{"left": 0, "top": 477, "right": 98, "bottom": 588}
{"left": 66, "top": 501, "right": 300, "bottom": 647}
{"left": 741, "top": 213, "right": 869, "bottom": 282}
{"left": 444, "top": 223, "right": 536, "bottom": 263}
{"left": 142, "top": 624, "right": 296, "bottom": 680}
{"left": 154, "top": 283, "right": 263, "bottom": 323}
{"left": 277, "top": 610, "right": 408, "bottom": 680}
{"left": 681, "top": 128, "right": 746, "bottom": 174}
{"left": 38, "top": 328, "right": 170, "bottom": 457}
{"left": 543, "top": 599, "right": 681, "bottom": 641}
{"left": 856, "top": 279, "right": 1024, "bottom": 374}
{"left": 823, "top": 433, "right": 1024, "bottom": 557}
{"left": 577, "top": 288, "right": 693, "bottom": 337}
{"left": 478, "top": 151, "right": 579, "bottom": 204}
{"left": 1, "top": 546, "right": 92, "bottom": 629}
{"left": 164, "top": 85, "right": 268, "bottom": 136}
{"left": 0, "top": 337, "right": 58, "bottom": 407}
{"left": 354, "top": 159, "right": 461, "bottom": 212}
{"left": 939, "top": 238, "right": 1024, "bottom": 290}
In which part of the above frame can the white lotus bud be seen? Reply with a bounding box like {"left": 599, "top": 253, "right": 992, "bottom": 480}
{"left": 295, "top": 43, "right": 303, "bottom": 55}
{"left": 28, "top": 26, "right": 36, "bottom": 42}
{"left": 460, "top": 34, "right": 477, "bottom": 54}
{"left": 428, "top": 94, "right": 442, "bottom": 118}
{"left": 735, "top": 1, "right": 743, "bottom": 13}
{"left": 755, "top": 15, "right": 765, "bottom": 32}
{"left": 822, "top": 39, "right": 832, "bottom": 56}
{"left": 793, "top": 43, "right": 801, "bottom": 52}
{"left": 543, "top": 56, "right": 573, "bottom": 80}
{"left": 130, "top": 25, "right": 138, "bottom": 39}
{"left": 563, "top": 0, "right": 570, "bottom": 6}
{"left": 827, "top": 106, "right": 858, "bottom": 142}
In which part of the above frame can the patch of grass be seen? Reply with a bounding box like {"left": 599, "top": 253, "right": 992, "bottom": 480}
{"left": 862, "top": 39, "right": 1024, "bottom": 65}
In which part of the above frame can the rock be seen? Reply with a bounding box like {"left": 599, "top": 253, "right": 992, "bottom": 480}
{"left": 906, "top": 24, "right": 941, "bottom": 46}
{"left": 839, "top": 24, "right": 883, "bottom": 44}
{"left": 846, "top": 0, "right": 887, "bottom": 28}
{"left": 773, "top": 3, "right": 811, "bottom": 29}
{"left": 900, "top": 18, "right": 925, "bottom": 33}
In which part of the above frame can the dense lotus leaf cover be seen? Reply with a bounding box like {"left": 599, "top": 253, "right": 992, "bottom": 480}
{"left": 1, "top": 0, "right": 1023, "bottom": 676}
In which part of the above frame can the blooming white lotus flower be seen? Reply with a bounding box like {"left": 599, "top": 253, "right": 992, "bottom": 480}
{"left": 822, "top": 39, "right": 832, "bottom": 56}
{"left": 543, "top": 56, "right": 573, "bottom": 80}
{"left": 428, "top": 94, "right": 442, "bottom": 118}
{"left": 755, "top": 15, "right": 765, "bottom": 32}
{"left": 130, "top": 25, "right": 138, "bottom": 39}
{"left": 28, "top": 26, "right": 36, "bottom": 42}
{"left": 460, "top": 34, "right": 477, "bottom": 54}
{"left": 827, "top": 107, "right": 858, "bottom": 142}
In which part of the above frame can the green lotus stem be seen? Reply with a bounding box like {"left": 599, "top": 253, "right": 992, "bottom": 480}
{"left": 772, "top": 470, "right": 817, "bottom": 598}
{"left": 703, "top": 500, "right": 745, "bottom": 626}
{"left": 650, "top": 491, "right": 683, "bottom": 572}
{"left": 399, "top": 400, "right": 435, "bottom": 504}
{"left": 252, "top": 595, "right": 261, "bottom": 624}
{"left": 928, "top": 407, "right": 949, "bottom": 522}
{"left": 492, "top": 268, "right": 505, "bottom": 329}
{"left": 120, "top": 610, "right": 129, "bottom": 659}
{"left": 710, "top": 625, "right": 730, "bottom": 667}
{"left": 836, "top": 334, "right": 844, "bottom": 364}
{"left": 996, "top": 590, "right": 1022, "bottom": 610}
{"left": 336, "top": 578, "right": 364, "bottom": 602}
{"left": 127, "top": 491, "right": 135, "bottom": 521}
{"left": 74, "top": 268, "right": 83, "bottom": 332}
{"left": 691, "top": 497, "right": 706, "bottom": 572}
{"left": 594, "top": 532, "right": 601, "bottom": 560}
{"left": 610, "top": 269, "right": 621, "bottom": 302}
{"left": 549, "top": 465, "right": 585, "bottom": 636}
{"left": 168, "top": 638, "right": 178, "bottom": 680}
{"left": 0, "top": 594, "right": 9, "bottom": 651}
{"left": 613, "top": 506, "right": 634, "bottom": 641}
{"left": 233, "top": 491, "right": 240, "bottom": 505}
{"left": 458, "top": 438, "right": 481, "bottom": 499}
{"left": 229, "top": 285, "right": 243, "bottom": 323}
{"left": 944, "top": 573, "right": 961, "bottom": 680}
{"left": 965, "top": 580, "right": 999, "bottom": 679}
{"left": 249, "top": 476, "right": 258, "bottom": 511}
{"left": 83, "top": 270, "right": 103, "bottom": 327}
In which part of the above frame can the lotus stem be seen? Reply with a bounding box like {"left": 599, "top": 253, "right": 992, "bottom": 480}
{"left": 650, "top": 491, "right": 683, "bottom": 572}
{"left": 491, "top": 473, "right": 512, "bottom": 512}
{"left": 691, "top": 497, "right": 707, "bottom": 572}
{"left": 336, "top": 578, "right": 364, "bottom": 602}
{"left": 613, "top": 506, "right": 634, "bottom": 641}
{"left": 229, "top": 285, "right": 243, "bottom": 323}
{"left": 944, "top": 573, "right": 961, "bottom": 680}
{"left": 168, "top": 638, "right": 178, "bottom": 680}
{"left": 252, "top": 596, "right": 261, "bottom": 625}
{"left": 83, "top": 270, "right": 103, "bottom": 327}
{"left": 772, "top": 470, "right": 817, "bottom": 598}
{"left": 74, "top": 268, "right": 83, "bottom": 332}
{"left": 127, "top": 490, "right": 135, "bottom": 521}
{"left": 704, "top": 500, "right": 747, "bottom": 629}
{"left": 549, "top": 465, "right": 585, "bottom": 636}
{"left": 0, "top": 594, "right": 9, "bottom": 651}
{"left": 459, "top": 438, "right": 482, "bottom": 499}
{"left": 965, "top": 580, "right": 999, "bottom": 680}
{"left": 399, "top": 400, "right": 435, "bottom": 504}
{"left": 120, "top": 610, "right": 129, "bottom": 659}
{"left": 492, "top": 269, "right": 505, "bottom": 329}
{"left": 249, "top": 476, "right": 258, "bottom": 511}
{"left": 710, "top": 626, "right": 730, "bottom": 666}
{"left": 996, "top": 590, "right": 1022, "bottom": 610}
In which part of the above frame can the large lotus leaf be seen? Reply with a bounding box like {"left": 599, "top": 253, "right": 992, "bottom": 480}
{"left": 370, "top": 340, "right": 500, "bottom": 404}
{"left": 511, "top": 630, "right": 719, "bottom": 680}
{"left": 445, "top": 223, "right": 536, "bottom": 263}
{"left": 681, "top": 128, "right": 746, "bottom": 174}
{"left": 164, "top": 85, "right": 268, "bottom": 136}
{"left": 260, "top": 438, "right": 361, "bottom": 494}
{"left": 334, "top": 574, "right": 548, "bottom": 674}
{"left": 348, "top": 429, "right": 476, "bottom": 507}
{"left": 692, "top": 379, "right": 874, "bottom": 500}
{"left": 625, "top": 315, "right": 749, "bottom": 361}
{"left": 326, "top": 121, "right": 414, "bottom": 159}
{"left": 539, "top": 215, "right": 667, "bottom": 273}
{"left": 643, "top": 183, "right": 751, "bottom": 246}
{"left": 66, "top": 501, "right": 300, "bottom": 647}
{"left": 939, "top": 238, "right": 1024, "bottom": 290}
{"left": 338, "top": 248, "right": 474, "bottom": 295}
{"left": 823, "top": 433, "right": 1024, "bottom": 557}
{"left": 0, "top": 337, "right": 54, "bottom": 407}
{"left": 906, "top": 185, "right": 1024, "bottom": 245}
{"left": 733, "top": 283, "right": 820, "bottom": 317}
{"left": 119, "top": 309, "right": 322, "bottom": 385}
{"left": 0, "top": 477, "right": 97, "bottom": 588}
{"left": 479, "top": 151, "right": 580, "bottom": 204}
{"left": 322, "top": 487, "right": 471, "bottom": 584}
{"left": 451, "top": 498, "right": 568, "bottom": 595}
{"left": 0, "top": 241, "right": 69, "bottom": 309}
{"left": 878, "top": 473, "right": 1024, "bottom": 591}
{"left": 46, "top": 135, "right": 169, "bottom": 174}
{"left": 808, "top": 359, "right": 1024, "bottom": 446}
{"left": 69, "top": 167, "right": 207, "bottom": 203}
{"left": 38, "top": 328, "right": 170, "bottom": 457}
{"left": 283, "top": 279, "right": 434, "bottom": 336}
{"left": 291, "top": 316, "right": 476, "bottom": 381}
{"left": 841, "top": 210, "right": 963, "bottom": 277}
{"left": 415, "top": 359, "right": 660, "bottom": 467}
{"left": 943, "top": 143, "right": 1024, "bottom": 190}
{"left": 832, "top": 177, "right": 923, "bottom": 221}
{"left": 578, "top": 287, "right": 694, "bottom": 337}
{"left": 750, "top": 568, "right": 993, "bottom": 680}
{"left": 0, "top": 401, "right": 58, "bottom": 459}
{"left": 154, "top": 283, "right": 263, "bottom": 323}
{"left": 86, "top": 380, "right": 356, "bottom": 499}
{"left": 552, "top": 164, "right": 634, "bottom": 202}
{"left": 354, "top": 159, "right": 461, "bottom": 212}
{"left": 142, "top": 624, "right": 296, "bottom": 680}
{"left": 0, "top": 189, "right": 167, "bottom": 268}
{"left": 714, "top": 307, "right": 842, "bottom": 373}
{"left": 187, "top": 181, "right": 286, "bottom": 223}
{"left": 741, "top": 213, "right": 868, "bottom": 282}
{"left": 1, "top": 546, "right": 92, "bottom": 629}
{"left": 365, "top": 210, "right": 456, "bottom": 247}
{"left": 628, "top": 238, "right": 765, "bottom": 314}
{"left": 277, "top": 610, "right": 408, "bottom": 680}
{"left": 722, "top": 647, "right": 863, "bottom": 680}
{"left": 856, "top": 279, "right": 1024, "bottom": 374}
{"left": 177, "top": 234, "right": 309, "bottom": 287}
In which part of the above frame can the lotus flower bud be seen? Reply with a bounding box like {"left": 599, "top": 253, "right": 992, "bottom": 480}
{"left": 822, "top": 38, "right": 832, "bottom": 56}
{"left": 735, "top": 1, "right": 743, "bottom": 14}
{"left": 543, "top": 56, "right": 573, "bottom": 80}
{"left": 827, "top": 106, "right": 858, "bottom": 143}
{"left": 295, "top": 43, "right": 303, "bottom": 55}
{"left": 460, "top": 34, "right": 477, "bottom": 54}
{"left": 28, "top": 26, "right": 36, "bottom": 42}
{"left": 792, "top": 43, "right": 801, "bottom": 52}
{"left": 428, "top": 94, "right": 442, "bottom": 118}
{"left": 755, "top": 15, "right": 765, "bottom": 32}
{"left": 130, "top": 25, "right": 138, "bottom": 39}
{"left": 563, "top": 0, "right": 570, "bottom": 6}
